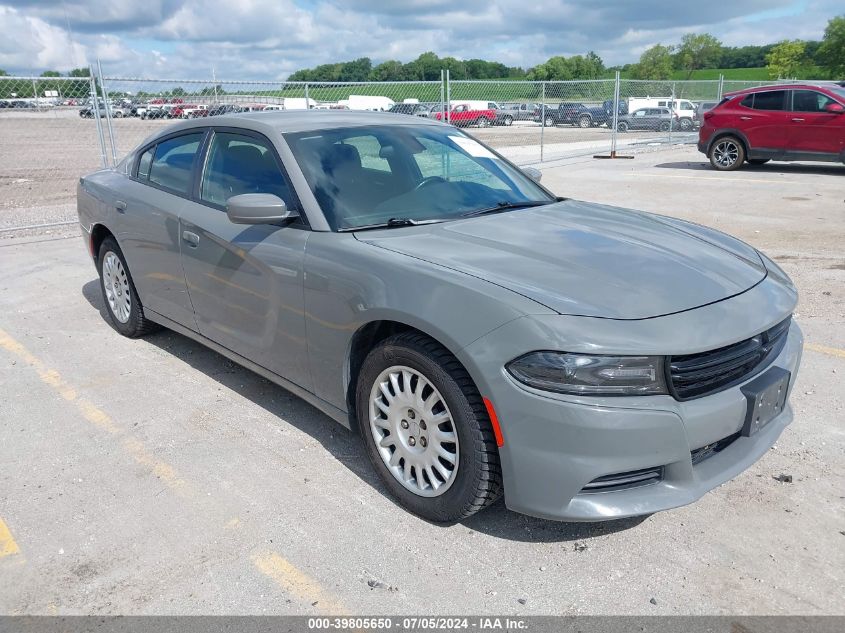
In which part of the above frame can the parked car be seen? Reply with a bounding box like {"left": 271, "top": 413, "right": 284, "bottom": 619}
{"left": 535, "top": 102, "right": 610, "bottom": 128}
{"left": 432, "top": 103, "right": 496, "bottom": 127}
{"left": 698, "top": 83, "right": 845, "bottom": 170}
{"left": 388, "top": 103, "right": 432, "bottom": 117}
{"left": 695, "top": 101, "right": 720, "bottom": 126}
{"left": 499, "top": 103, "right": 540, "bottom": 124}
{"left": 77, "top": 110, "right": 802, "bottom": 523}
{"left": 207, "top": 104, "right": 245, "bottom": 117}
{"left": 616, "top": 107, "right": 676, "bottom": 132}
{"left": 79, "top": 103, "right": 128, "bottom": 118}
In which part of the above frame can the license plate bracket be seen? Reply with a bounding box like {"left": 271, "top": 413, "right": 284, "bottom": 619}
{"left": 740, "top": 367, "right": 791, "bottom": 437}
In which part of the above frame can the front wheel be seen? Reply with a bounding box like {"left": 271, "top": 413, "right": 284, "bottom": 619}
{"left": 659, "top": 121, "right": 671, "bottom": 132}
{"left": 709, "top": 136, "right": 746, "bottom": 171}
{"left": 544, "top": 116, "right": 555, "bottom": 127}
{"left": 617, "top": 121, "right": 629, "bottom": 132}
{"left": 356, "top": 332, "right": 503, "bottom": 522}
{"left": 97, "top": 237, "right": 158, "bottom": 338}
{"left": 679, "top": 117, "right": 693, "bottom": 131}
{"left": 502, "top": 115, "right": 513, "bottom": 126}
{"left": 578, "top": 115, "right": 592, "bottom": 128}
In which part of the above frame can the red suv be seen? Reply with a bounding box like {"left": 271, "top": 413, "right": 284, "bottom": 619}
{"left": 698, "top": 83, "right": 845, "bottom": 170}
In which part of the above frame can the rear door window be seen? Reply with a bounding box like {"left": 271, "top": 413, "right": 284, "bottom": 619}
{"left": 748, "top": 91, "right": 787, "bottom": 111}
{"left": 148, "top": 132, "right": 204, "bottom": 195}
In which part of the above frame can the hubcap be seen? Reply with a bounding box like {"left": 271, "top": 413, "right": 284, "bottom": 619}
{"left": 102, "top": 251, "right": 131, "bottom": 323}
{"left": 713, "top": 140, "right": 739, "bottom": 167}
{"left": 369, "top": 365, "right": 459, "bottom": 497}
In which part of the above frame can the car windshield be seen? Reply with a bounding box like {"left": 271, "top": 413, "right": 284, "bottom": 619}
{"left": 284, "top": 124, "right": 554, "bottom": 231}
{"left": 829, "top": 86, "right": 845, "bottom": 101}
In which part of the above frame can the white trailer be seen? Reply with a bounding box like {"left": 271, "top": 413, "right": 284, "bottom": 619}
{"left": 346, "top": 95, "right": 395, "bottom": 111}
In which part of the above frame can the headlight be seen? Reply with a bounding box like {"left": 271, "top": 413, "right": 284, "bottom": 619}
{"left": 506, "top": 352, "right": 667, "bottom": 396}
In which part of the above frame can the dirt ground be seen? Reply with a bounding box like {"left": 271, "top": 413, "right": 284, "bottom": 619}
{"left": 0, "top": 139, "right": 842, "bottom": 615}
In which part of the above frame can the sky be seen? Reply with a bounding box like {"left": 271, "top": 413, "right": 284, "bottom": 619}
{"left": 0, "top": 0, "right": 839, "bottom": 79}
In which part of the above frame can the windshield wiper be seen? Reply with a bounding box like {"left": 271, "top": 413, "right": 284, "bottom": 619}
{"left": 461, "top": 200, "right": 552, "bottom": 218}
{"left": 339, "top": 217, "right": 447, "bottom": 232}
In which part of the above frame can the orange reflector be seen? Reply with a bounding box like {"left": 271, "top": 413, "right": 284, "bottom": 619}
{"left": 483, "top": 397, "right": 505, "bottom": 448}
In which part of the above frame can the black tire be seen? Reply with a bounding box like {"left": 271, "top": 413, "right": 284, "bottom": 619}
{"left": 544, "top": 116, "right": 555, "bottom": 127}
{"left": 617, "top": 121, "right": 629, "bottom": 132}
{"left": 476, "top": 117, "right": 490, "bottom": 128}
{"left": 356, "top": 332, "right": 503, "bottom": 522}
{"left": 708, "top": 135, "right": 746, "bottom": 171}
{"left": 679, "top": 117, "right": 693, "bottom": 131}
{"left": 97, "top": 237, "right": 158, "bottom": 338}
{"left": 578, "top": 115, "right": 592, "bottom": 128}
{"left": 747, "top": 158, "right": 770, "bottom": 165}
{"left": 659, "top": 121, "right": 671, "bottom": 132}
{"left": 502, "top": 115, "right": 513, "bottom": 126}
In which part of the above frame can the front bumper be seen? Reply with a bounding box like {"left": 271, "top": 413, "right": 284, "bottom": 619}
{"left": 460, "top": 294, "right": 802, "bottom": 521}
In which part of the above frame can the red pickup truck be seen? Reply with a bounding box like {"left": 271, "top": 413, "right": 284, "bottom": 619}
{"left": 433, "top": 103, "right": 496, "bottom": 127}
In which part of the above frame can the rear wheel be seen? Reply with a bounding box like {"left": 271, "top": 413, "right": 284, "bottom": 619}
{"left": 544, "top": 116, "right": 555, "bottom": 127}
{"left": 356, "top": 332, "right": 503, "bottom": 522}
{"left": 476, "top": 117, "right": 490, "bottom": 128}
{"left": 617, "top": 121, "right": 629, "bottom": 132}
{"left": 97, "top": 237, "right": 158, "bottom": 338}
{"left": 502, "top": 115, "right": 513, "bottom": 126}
{"left": 659, "top": 121, "right": 671, "bottom": 132}
{"left": 578, "top": 115, "right": 592, "bottom": 128}
{"left": 709, "top": 136, "right": 746, "bottom": 171}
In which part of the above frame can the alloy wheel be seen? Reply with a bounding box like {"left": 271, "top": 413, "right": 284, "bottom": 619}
{"left": 102, "top": 251, "right": 131, "bottom": 323}
{"left": 368, "top": 365, "right": 460, "bottom": 497}
{"left": 713, "top": 140, "right": 740, "bottom": 168}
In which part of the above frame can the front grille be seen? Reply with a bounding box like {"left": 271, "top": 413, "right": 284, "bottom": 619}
{"left": 667, "top": 317, "right": 791, "bottom": 401}
{"left": 581, "top": 466, "right": 663, "bottom": 493}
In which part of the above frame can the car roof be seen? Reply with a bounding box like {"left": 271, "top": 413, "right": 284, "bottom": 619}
{"left": 724, "top": 82, "right": 842, "bottom": 97}
{"left": 141, "top": 109, "right": 446, "bottom": 144}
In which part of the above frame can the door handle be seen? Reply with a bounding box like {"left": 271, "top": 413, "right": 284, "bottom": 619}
{"left": 115, "top": 200, "right": 127, "bottom": 212}
{"left": 791, "top": 117, "right": 805, "bottom": 122}
{"left": 739, "top": 116, "right": 752, "bottom": 120}
{"left": 182, "top": 230, "right": 200, "bottom": 247}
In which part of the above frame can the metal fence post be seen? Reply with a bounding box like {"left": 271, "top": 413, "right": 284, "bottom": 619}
{"left": 610, "top": 71, "right": 620, "bottom": 157}
{"left": 440, "top": 70, "right": 445, "bottom": 117}
{"left": 717, "top": 74, "right": 724, "bottom": 101}
{"left": 304, "top": 82, "right": 309, "bottom": 108}
{"left": 96, "top": 60, "right": 117, "bottom": 165}
{"left": 31, "top": 77, "right": 38, "bottom": 105}
{"left": 445, "top": 69, "right": 451, "bottom": 124}
{"left": 668, "top": 81, "right": 676, "bottom": 142}
{"left": 540, "top": 82, "right": 545, "bottom": 162}
{"left": 89, "top": 69, "right": 108, "bottom": 168}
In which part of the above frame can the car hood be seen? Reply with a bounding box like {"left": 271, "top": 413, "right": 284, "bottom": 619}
{"left": 356, "top": 200, "right": 767, "bottom": 320}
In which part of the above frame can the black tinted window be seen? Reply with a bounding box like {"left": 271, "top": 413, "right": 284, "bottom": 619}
{"left": 200, "top": 132, "right": 293, "bottom": 208}
{"left": 740, "top": 95, "right": 754, "bottom": 108}
{"left": 791, "top": 90, "right": 837, "bottom": 113}
{"left": 751, "top": 91, "right": 786, "bottom": 111}
{"left": 148, "top": 133, "right": 203, "bottom": 194}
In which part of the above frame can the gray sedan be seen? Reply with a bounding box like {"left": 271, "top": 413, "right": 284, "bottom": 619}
{"left": 76, "top": 111, "right": 803, "bottom": 522}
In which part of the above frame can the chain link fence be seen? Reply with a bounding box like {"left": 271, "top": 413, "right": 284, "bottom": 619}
{"left": 0, "top": 69, "right": 828, "bottom": 234}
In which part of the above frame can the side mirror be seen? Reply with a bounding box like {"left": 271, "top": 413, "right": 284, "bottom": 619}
{"left": 522, "top": 166, "right": 542, "bottom": 183}
{"left": 824, "top": 102, "right": 845, "bottom": 114}
{"left": 226, "top": 193, "right": 298, "bottom": 225}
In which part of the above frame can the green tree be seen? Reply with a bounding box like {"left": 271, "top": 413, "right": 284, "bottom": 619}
{"left": 68, "top": 68, "right": 91, "bottom": 77}
{"left": 338, "top": 57, "right": 372, "bottom": 82}
{"left": 675, "top": 33, "right": 723, "bottom": 79}
{"left": 0, "top": 69, "right": 8, "bottom": 76}
{"left": 766, "top": 40, "right": 808, "bottom": 78}
{"left": 406, "top": 52, "right": 443, "bottom": 80}
{"left": 818, "top": 15, "right": 845, "bottom": 78}
{"left": 369, "top": 60, "right": 408, "bottom": 81}
{"left": 631, "top": 44, "right": 674, "bottom": 80}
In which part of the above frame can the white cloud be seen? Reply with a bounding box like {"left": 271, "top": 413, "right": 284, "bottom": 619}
{"left": 0, "top": 0, "right": 839, "bottom": 77}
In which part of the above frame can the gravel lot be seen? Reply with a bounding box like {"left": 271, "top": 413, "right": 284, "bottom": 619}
{"left": 0, "top": 139, "right": 842, "bottom": 616}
